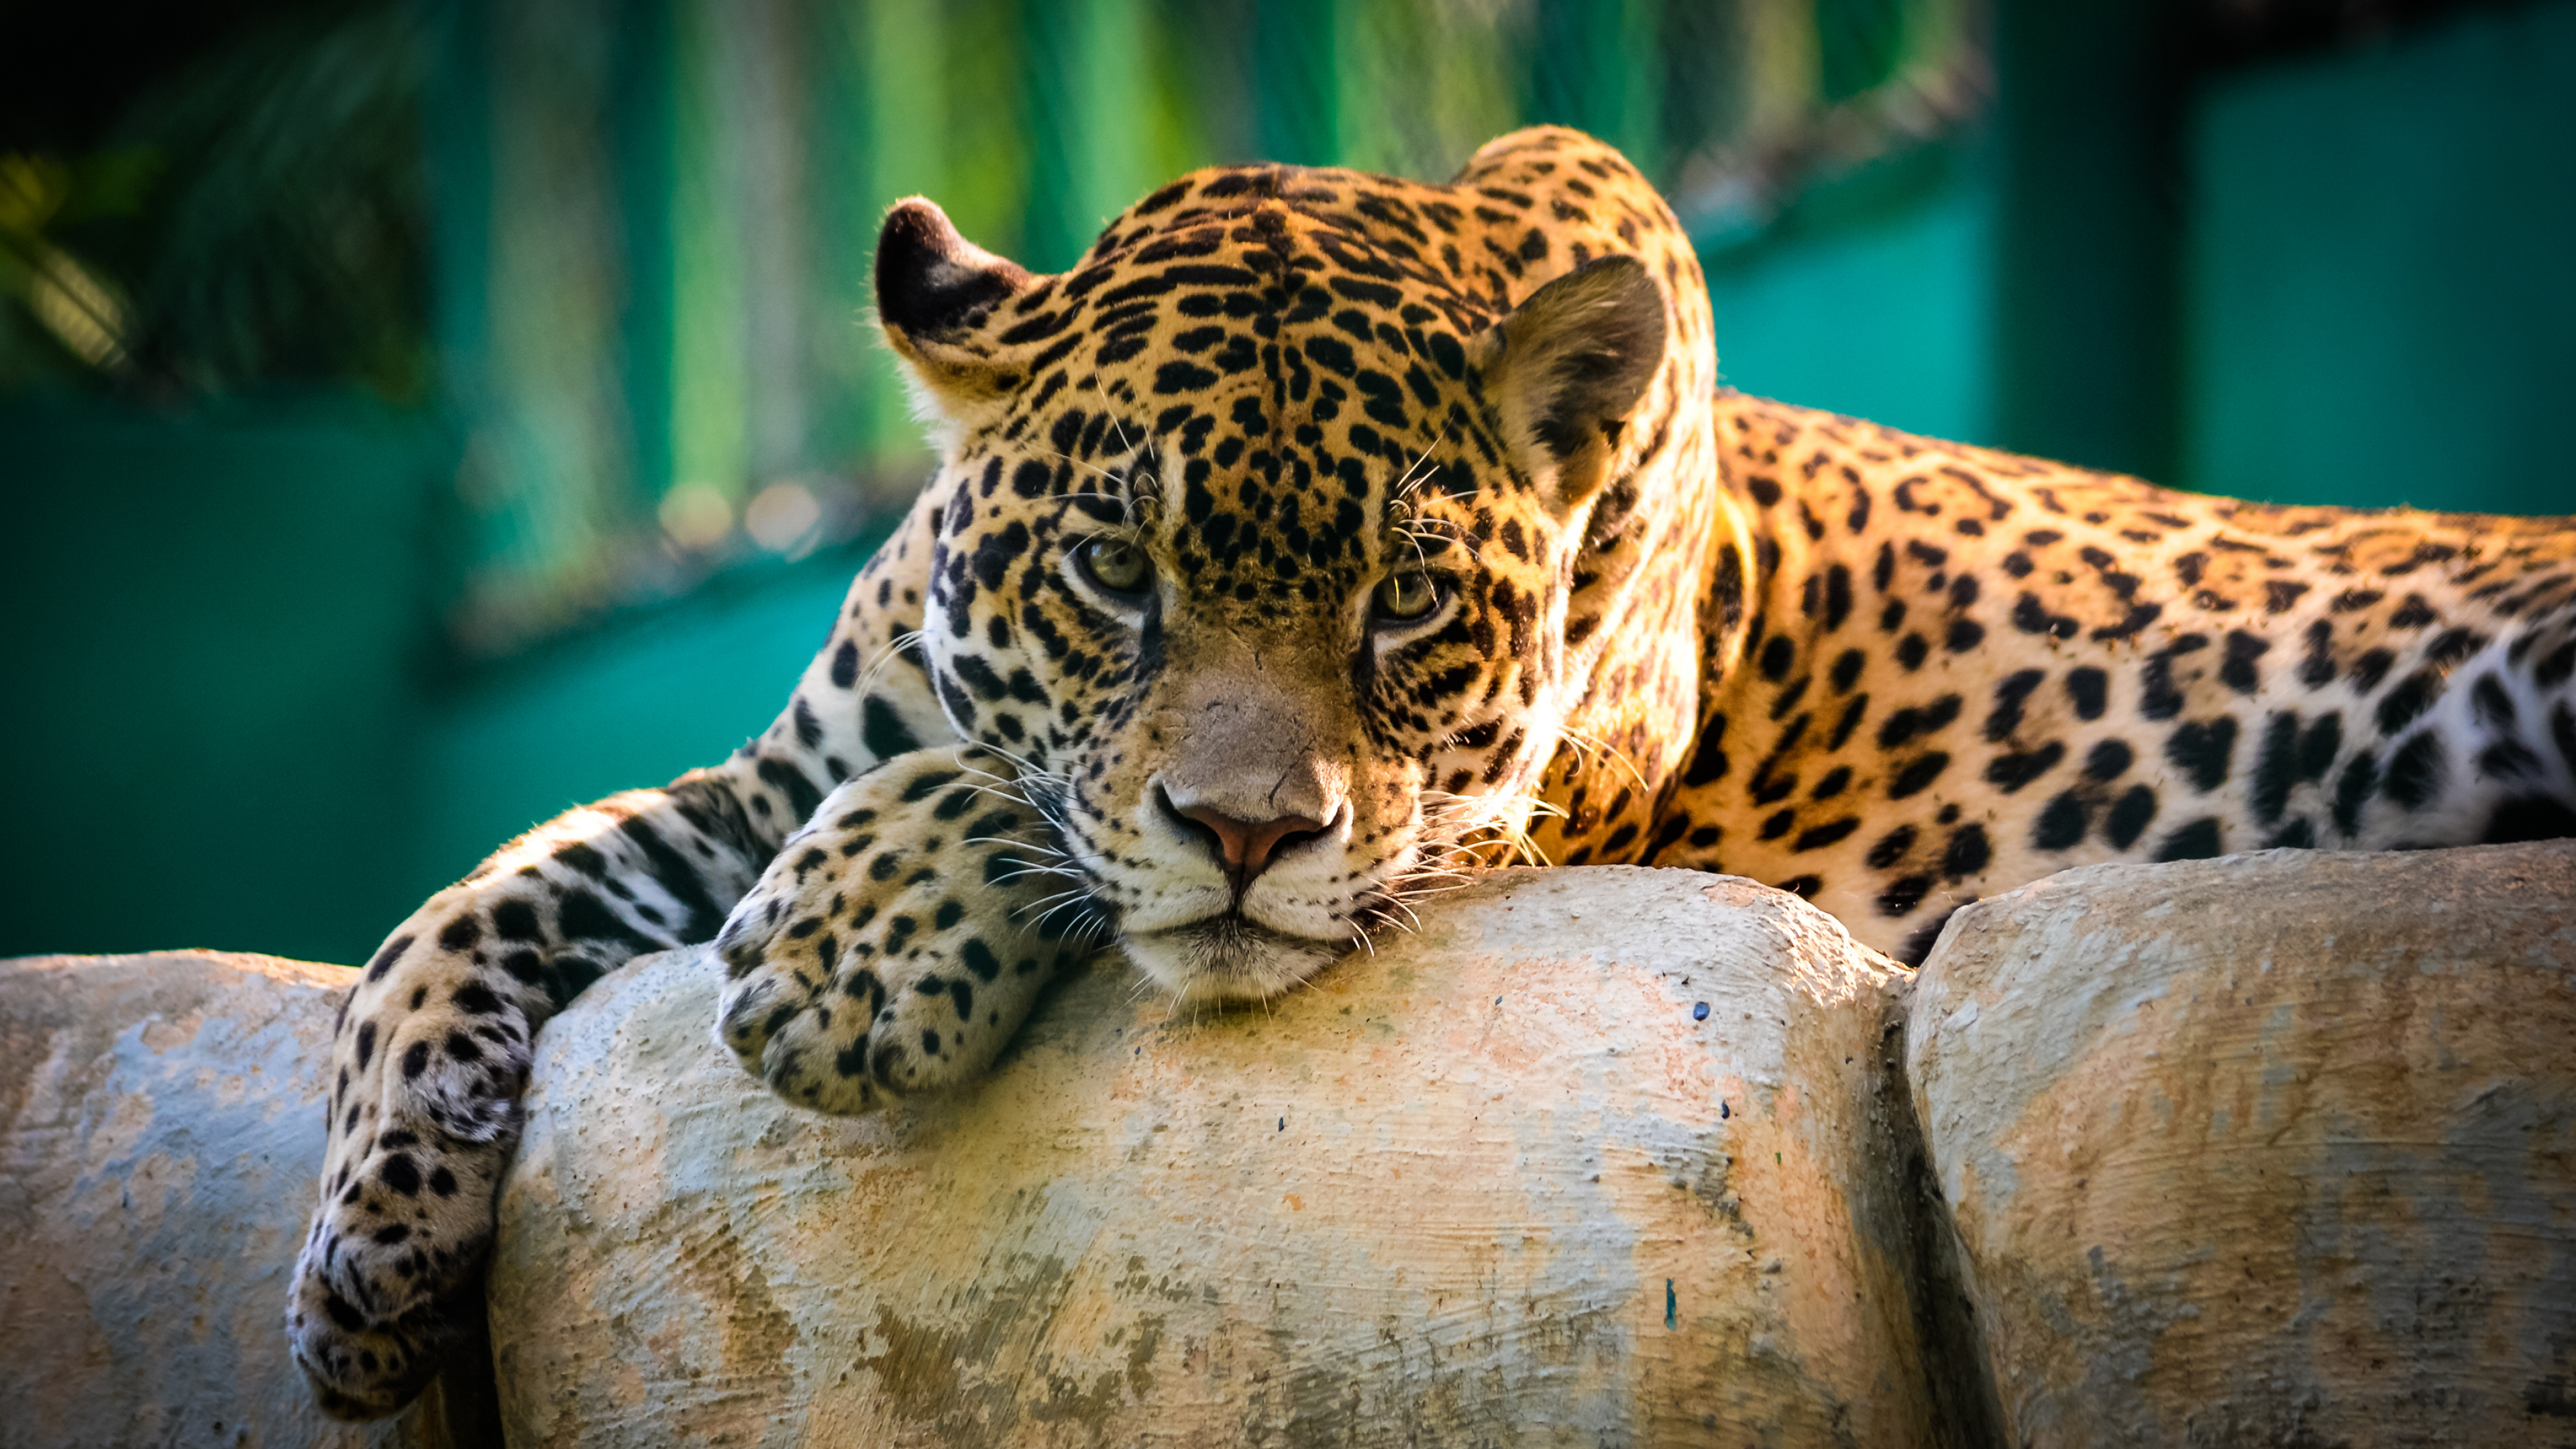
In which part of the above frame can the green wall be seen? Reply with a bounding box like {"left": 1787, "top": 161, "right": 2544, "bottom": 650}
{"left": 1706, "top": 148, "right": 1999, "bottom": 445}
{"left": 2184, "top": 1, "right": 2576, "bottom": 515}
{"left": 406, "top": 551, "right": 872, "bottom": 891}
{"left": 0, "top": 400, "right": 445, "bottom": 963}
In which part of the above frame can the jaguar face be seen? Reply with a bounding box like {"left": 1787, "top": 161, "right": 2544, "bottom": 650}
{"left": 875, "top": 176, "right": 1667, "bottom": 999}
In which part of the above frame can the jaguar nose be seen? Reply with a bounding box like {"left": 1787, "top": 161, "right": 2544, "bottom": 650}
{"left": 1158, "top": 786, "right": 1329, "bottom": 885}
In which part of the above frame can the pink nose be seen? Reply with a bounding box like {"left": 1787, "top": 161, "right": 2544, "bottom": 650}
{"left": 1170, "top": 800, "right": 1327, "bottom": 883}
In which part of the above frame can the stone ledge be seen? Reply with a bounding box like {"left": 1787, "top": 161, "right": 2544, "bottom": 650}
{"left": 0, "top": 951, "right": 498, "bottom": 1449}
{"left": 1909, "top": 841, "right": 2576, "bottom": 1446}
{"left": 488, "top": 866, "right": 1964, "bottom": 1447}
{"left": 4, "top": 843, "right": 2569, "bottom": 1446}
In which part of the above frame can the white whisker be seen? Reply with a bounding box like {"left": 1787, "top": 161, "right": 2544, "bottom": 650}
{"left": 853, "top": 629, "right": 928, "bottom": 707}
{"left": 1556, "top": 722, "right": 1651, "bottom": 796}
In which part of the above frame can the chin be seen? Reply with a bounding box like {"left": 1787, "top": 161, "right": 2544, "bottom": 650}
{"left": 1121, "top": 914, "right": 1356, "bottom": 1002}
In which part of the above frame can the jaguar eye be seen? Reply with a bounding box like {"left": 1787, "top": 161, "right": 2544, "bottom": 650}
{"left": 1373, "top": 570, "right": 1440, "bottom": 623}
{"left": 1076, "top": 537, "right": 1151, "bottom": 596}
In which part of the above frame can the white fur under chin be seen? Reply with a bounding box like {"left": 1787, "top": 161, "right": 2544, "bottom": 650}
{"left": 1120, "top": 916, "right": 1356, "bottom": 1003}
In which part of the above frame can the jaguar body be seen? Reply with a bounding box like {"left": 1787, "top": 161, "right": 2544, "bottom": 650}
{"left": 288, "top": 126, "right": 2576, "bottom": 1415}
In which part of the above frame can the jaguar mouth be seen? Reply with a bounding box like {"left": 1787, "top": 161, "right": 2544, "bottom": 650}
{"left": 1120, "top": 909, "right": 1355, "bottom": 1003}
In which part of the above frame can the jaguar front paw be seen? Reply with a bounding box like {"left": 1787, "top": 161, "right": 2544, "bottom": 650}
{"left": 714, "top": 746, "right": 1094, "bottom": 1114}
{"left": 287, "top": 1017, "right": 520, "bottom": 1416}
{"left": 287, "top": 1210, "right": 488, "bottom": 1419}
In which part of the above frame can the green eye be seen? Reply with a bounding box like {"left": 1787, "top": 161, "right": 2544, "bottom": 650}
{"left": 1374, "top": 570, "right": 1440, "bottom": 622}
{"left": 1077, "top": 537, "right": 1150, "bottom": 595}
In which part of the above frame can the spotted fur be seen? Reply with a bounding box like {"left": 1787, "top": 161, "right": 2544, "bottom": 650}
{"left": 292, "top": 125, "right": 2576, "bottom": 1416}
{"left": 714, "top": 747, "right": 1093, "bottom": 1113}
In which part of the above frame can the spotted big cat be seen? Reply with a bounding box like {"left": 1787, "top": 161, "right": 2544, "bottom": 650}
{"left": 289, "top": 125, "right": 2576, "bottom": 1415}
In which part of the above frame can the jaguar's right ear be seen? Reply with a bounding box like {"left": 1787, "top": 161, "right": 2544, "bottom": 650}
{"left": 875, "top": 199, "right": 1039, "bottom": 431}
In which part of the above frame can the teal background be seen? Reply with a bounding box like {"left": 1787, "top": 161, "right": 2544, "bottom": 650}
{"left": 2, "top": 398, "right": 444, "bottom": 962}
{"left": 2183, "top": 2, "right": 2576, "bottom": 517}
{"left": 4, "top": 0, "right": 2572, "bottom": 965}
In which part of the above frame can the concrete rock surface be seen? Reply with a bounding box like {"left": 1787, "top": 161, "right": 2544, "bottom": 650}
{"left": 488, "top": 866, "right": 1974, "bottom": 1448}
{"left": 0, "top": 951, "right": 500, "bottom": 1449}
{"left": 1907, "top": 841, "right": 2576, "bottom": 1448}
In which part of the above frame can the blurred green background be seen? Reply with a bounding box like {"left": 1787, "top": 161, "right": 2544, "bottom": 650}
{"left": 3, "top": 0, "right": 2571, "bottom": 965}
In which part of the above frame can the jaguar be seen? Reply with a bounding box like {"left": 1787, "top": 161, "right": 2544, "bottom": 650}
{"left": 290, "top": 125, "right": 2576, "bottom": 1415}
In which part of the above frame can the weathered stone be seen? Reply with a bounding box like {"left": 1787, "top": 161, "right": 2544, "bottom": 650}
{"left": 1906, "top": 841, "right": 2576, "bottom": 1446}
{"left": 0, "top": 952, "right": 499, "bottom": 1449}
{"left": 488, "top": 866, "right": 1964, "bottom": 1447}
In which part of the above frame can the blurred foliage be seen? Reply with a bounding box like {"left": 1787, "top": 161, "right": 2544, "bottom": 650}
{"left": 1, "top": 150, "right": 154, "bottom": 383}
{"left": 0, "top": 0, "right": 2528, "bottom": 659}
{"left": 447, "top": 0, "right": 1987, "bottom": 659}
{"left": 0, "top": 2, "right": 433, "bottom": 399}
{"left": 1, "top": 0, "right": 1988, "bottom": 657}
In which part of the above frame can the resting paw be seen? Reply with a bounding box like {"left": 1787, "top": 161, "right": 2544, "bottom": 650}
{"left": 714, "top": 746, "right": 1094, "bottom": 1113}
{"left": 288, "top": 960, "right": 527, "bottom": 1417}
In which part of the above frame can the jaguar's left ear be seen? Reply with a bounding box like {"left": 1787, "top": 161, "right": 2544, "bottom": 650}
{"left": 875, "top": 198, "right": 1039, "bottom": 437}
{"left": 1470, "top": 255, "right": 1668, "bottom": 519}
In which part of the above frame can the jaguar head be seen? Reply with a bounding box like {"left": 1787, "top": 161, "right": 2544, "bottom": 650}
{"left": 874, "top": 178, "right": 1668, "bottom": 1000}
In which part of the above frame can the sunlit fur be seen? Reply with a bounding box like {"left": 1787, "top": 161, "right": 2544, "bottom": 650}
{"left": 291, "top": 124, "right": 2576, "bottom": 1422}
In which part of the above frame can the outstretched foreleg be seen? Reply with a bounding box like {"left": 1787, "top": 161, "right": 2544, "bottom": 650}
{"left": 288, "top": 484, "right": 958, "bottom": 1417}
